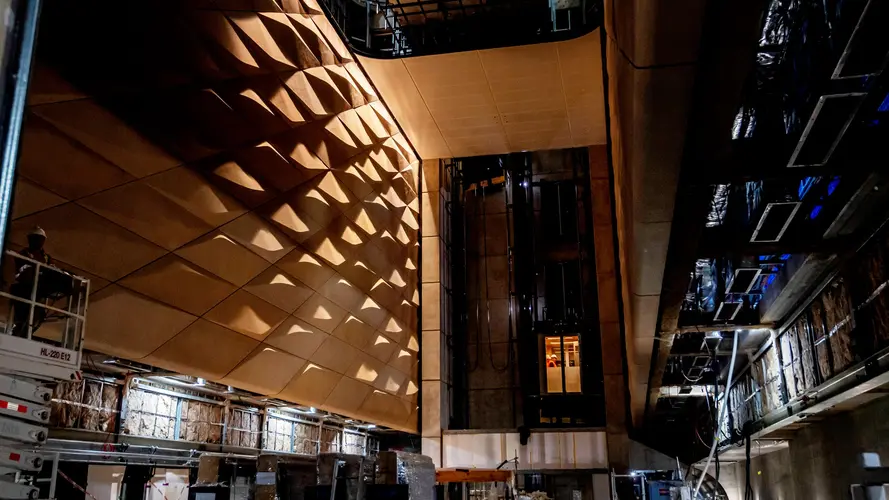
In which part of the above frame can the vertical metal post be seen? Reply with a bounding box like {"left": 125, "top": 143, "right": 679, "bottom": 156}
{"left": 559, "top": 335, "right": 566, "bottom": 393}
{"left": 329, "top": 460, "right": 344, "bottom": 500}
{"left": 48, "top": 452, "right": 59, "bottom": 499}
{"left": 173, "top": 397, "right": 183, "bottom": 441}
{"left": 26, "top": 261, "right": 39, "bottom": 339}
{"left": 222, "top": 401, "right": 230, "bottom": 446}
{"left": 0, "top": 0, "right": 43, "bottom": 252}
{"left": 366, "top": 0, "right": 372, "bottom": 49}
{"left": 258, "top": 408, "right": 267, "bottom": 451}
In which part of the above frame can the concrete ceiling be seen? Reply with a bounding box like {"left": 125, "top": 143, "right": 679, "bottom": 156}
{"left": 358, "top": 30, "right": 607, "bottom": 159}
{"left": 14, "top": 0, "right": 419, "bottom": 432}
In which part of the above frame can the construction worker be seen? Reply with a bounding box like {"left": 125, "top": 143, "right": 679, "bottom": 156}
{"left": 10, "top": 227, "right": 52, "bottom": 337}
{"left": 547, "top": 354, "right": 559, "bottom": 368}
{"left": 19, "top": 226, "right": 51, "bottom": 266}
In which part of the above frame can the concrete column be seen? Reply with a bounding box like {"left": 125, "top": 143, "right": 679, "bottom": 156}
{"left": 588, "top": 145, "right": 630, "bottom": 471}
{"left": 420, "top": 159, "right": 447, "bottom": 466}
{"left": 255, "top": 454, "right": 278, "bottom": 500}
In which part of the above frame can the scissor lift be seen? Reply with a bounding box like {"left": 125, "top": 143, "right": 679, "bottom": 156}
{"left": 0, "top": 250, "right": 89, "bottom": 499}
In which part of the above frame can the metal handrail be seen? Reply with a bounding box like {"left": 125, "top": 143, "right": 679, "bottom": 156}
{"left": 318, "top": 0, "right": 602, "bottom": 58}
{"left": 0, "top": 250, "right": 89, "bottom": 349}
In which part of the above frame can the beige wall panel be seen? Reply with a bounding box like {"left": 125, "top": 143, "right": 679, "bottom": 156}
{"left": 10, "top": 204, "right": 166, "bottom": 281}
{"left": 18, "top": 3, "right": 419, "bottom": 431}
{"left": 293, "top": 292, "right": 348, "bottom": 333}
{"left": 360, "top": 389, "right": 412, "bottom": 428}
{"left": 19, "top": 115, "right": 134, "bottom": 200}
{"left": 87, "top": 285, "right": 196, "bottom": 359}
{"left": 331, "top": 314, "right": 375, "bottom": 349}
{"left": 120, "top": 255, "right": 236, "bottom": 316}
{"left": 324, "top": 376, "right": 372, "bottom": 415}
{"left": 286, "top": 13, "right": 337, "bottom": 66}
{"left": 365, "top": 332, "right": 398, "bottom": 363}
{"left": 257, "top": 12, "right": 322, "bottom": 70}
{"left": 142, "top": 167, "right": 248, "bottom": 228}
{"left": 33, "top": 99, "right": 178, "bottom": 178}
{"left": 347, "top": 351, "right": 386, "bottom": 386}
{"left": 205, "top": 289, "right": 289, "bottom": 340}
{"left": 144, "top": 319, "right": 258, "bottom": 379}
{"left": 244, "top": 266, "right": 314, "bottom": 313}
{"left": 220, "top": 212, "right": 296, "bottom": 263}
{"left": 374, "top": 365, "right": 407, "bottom": 394}
{"left": 310, "top": 335, "right": 359, "bottom": 374}
{"left": 11, "top": 178, "right": 65, "bottom": 218}
{"left": 233, "top": 141, "right": 308, "bottom": 191}
{"left": 265, "top": 316, "right": 329, "bottom": 358}
{"left": 275, "top": 247, "right": 336, "bottom": 290}
{"left": 175, "top": 231, "right": 271, "bottom": 287}
{"left": 389, "top": 348, "right": 415, "bottom": 375}
{"left": 79, "top": 182, "right": 213, "bottom": 251}
{"left": 27, "top": 63, "right": 85, "bottom": 106}
{"left": 357, "top": 56, "right": 451, "bottom": 159}
{"left": 278, "top": 363, "right": 341, "bottom": 405}
{"left": 222, "top": 345, "right": 307, "bottom": 395}
{"left": 318, "top": 274, "right": 365, "bottom": 311}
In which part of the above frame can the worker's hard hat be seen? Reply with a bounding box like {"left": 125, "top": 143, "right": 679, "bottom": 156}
{"left": 28, "top": 226, "right": 46, "bottom": 238}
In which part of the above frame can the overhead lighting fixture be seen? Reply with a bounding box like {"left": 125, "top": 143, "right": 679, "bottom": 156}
{"left": 366, "top": 424, "right": 376, "bottom": 429}
{"left": 309, "top": 407, "right": 317, "bottom": 413}
{"left": 195, "top": 378, "right": 206, "bottom": 386}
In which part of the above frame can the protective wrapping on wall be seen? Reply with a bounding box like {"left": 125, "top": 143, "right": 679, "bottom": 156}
{"left": 780, "top": 315, "right": 818, "bottom": 400}
{"left": 342, "top": 432, "right": 365, "bottom": 455}
{"left": 225, "top": 407, "right": 261, "bottom": 448}
{"left": 779, "top": 332, "right": 798, "bottom": 400}
{"left": 376, "top": 451, "right": 435, "bottom": 500}
{"left": 853, "top": 241, "right": 889, "bottom": 350}
{"left": 320, "top": 427, "right": 341, "bottom": 453}
{"left": 823, "top": 278, "right": 854, "bottom": 372}
{"left": 124, "top": 389, "right": 176, "bottom": 439}
{"left": 294, "top": 421, "right": 321, "bottom": 455}
{"left": 50, "top": 380, "right": 120, "bottom": 433}
{"left": 797, "top": 316, "right": 817, "bottom": 390}
{"left": 809, "top": 298, "right": 832, "bottom": 380}
{"left": 729, "top": 376, "right": 758, "bottom": 429}
{"left": 179, "top": 399, "right": 224, "bottom": 444}
{"left": 760, "top": 346, "right": 782, "bottom": 413}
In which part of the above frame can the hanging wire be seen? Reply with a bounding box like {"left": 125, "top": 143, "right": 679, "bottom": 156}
{"left": 694, "top": 330, "right": 741, "bottom": 497}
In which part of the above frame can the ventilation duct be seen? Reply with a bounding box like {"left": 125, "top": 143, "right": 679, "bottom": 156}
{"left": 714, "top": 302, "right": 744, "bottom": 321}
{"left": 726, "top": 268, "right": 761, "bottom": 294}
{"left": 832, "top": 0, "right": 889, "bottom": 79}
{"left": 788, "top": 93, "right": 866, "bottom": 167}
{"left": 750, "top": 202, "right": 800, "bottom": 242}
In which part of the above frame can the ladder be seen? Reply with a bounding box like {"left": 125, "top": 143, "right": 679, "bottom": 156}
{"left": 0, "top": 250, "right": 89, "bottom": 499}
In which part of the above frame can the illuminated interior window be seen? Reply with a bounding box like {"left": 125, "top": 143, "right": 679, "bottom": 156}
{"left": 543, "top": 335, "right": 581, "bottom": 394}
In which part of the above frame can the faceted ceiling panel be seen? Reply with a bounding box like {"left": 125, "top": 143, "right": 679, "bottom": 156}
{"left": 12, "top": 0, "right": 419, "bottom": 432}
{"left": 359, "top": 29, "right": 607, "bottom": 158}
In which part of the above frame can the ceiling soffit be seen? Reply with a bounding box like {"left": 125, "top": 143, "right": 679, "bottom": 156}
{"left": 359, "top": 30, "right": 607, "bottom": 159}
{"left": 13, "top": 0, "right": 420, "bottom": 432}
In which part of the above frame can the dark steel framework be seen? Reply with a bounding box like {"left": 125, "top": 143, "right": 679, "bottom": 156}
{"left": 318, "top": 0, "right": 601, "bottom": 58}
{"left": 646, "top": 0, "right": 889, "bottom": 460}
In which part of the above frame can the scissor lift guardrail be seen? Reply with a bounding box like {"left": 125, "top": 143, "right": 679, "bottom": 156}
{"left": 0, "top": 251, "right": 89, "bottom": 499}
